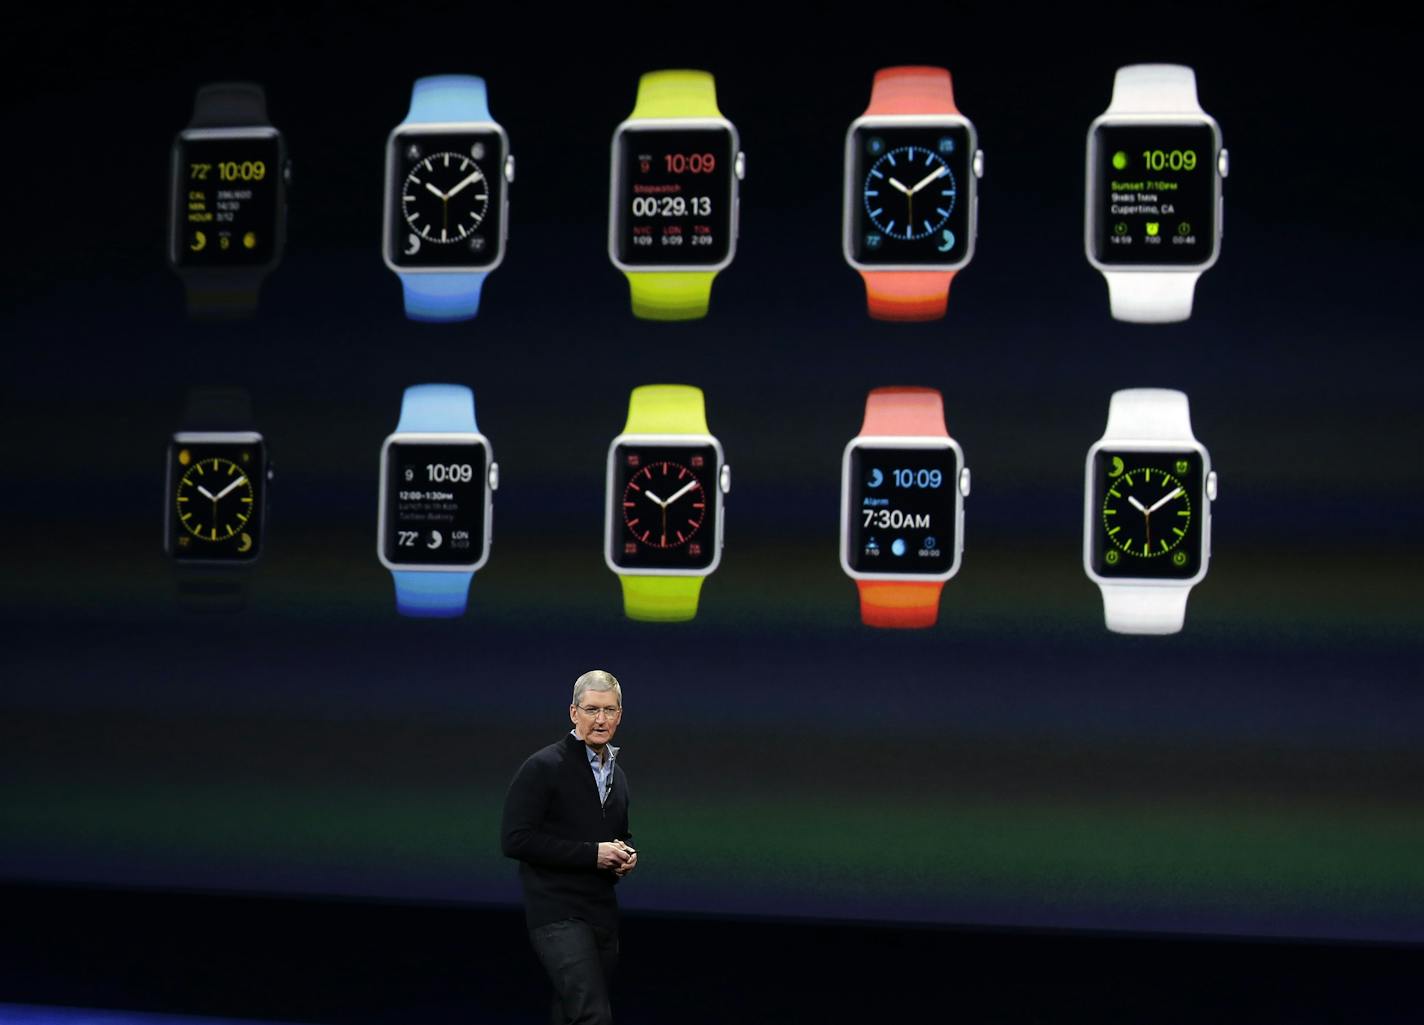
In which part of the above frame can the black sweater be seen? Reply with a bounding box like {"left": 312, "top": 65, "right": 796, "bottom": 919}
{"left": 500, "top": 733, "right": 632, "bottom": 931}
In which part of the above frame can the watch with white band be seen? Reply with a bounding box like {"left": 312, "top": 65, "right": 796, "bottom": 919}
{"left": 1084, "top": 65, "right": 1227, "bottom": 323}
{"left": 1083, "top": 388, "right": 1217, "bottom": 635}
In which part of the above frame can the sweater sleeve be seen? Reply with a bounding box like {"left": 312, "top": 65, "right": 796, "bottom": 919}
{"left": 500, "top": 751, "right": 598, "bottom": 870}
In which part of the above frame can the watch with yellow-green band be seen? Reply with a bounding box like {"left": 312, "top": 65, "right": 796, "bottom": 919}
{"left": 608, "top": 71, "right": 745, "bottom": 321}
{"left": 604, "top": 384, "right": 731, "bottom": 621}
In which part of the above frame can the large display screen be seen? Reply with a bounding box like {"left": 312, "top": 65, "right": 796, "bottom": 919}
{"left": 1089, "top": 448, "right": 1204, "bottom": 579}
{"left": 847, "top": 123, "right": 973, "bottom": 266}
{"left": 612, "top": 125, "right": 735, "bottom": 267}
{"left": 1089, "top": 122, "right": 1218, "bottom": 267}
{"left": 5, "top": 18, "right": 1423, "bottom": 953}
{"left": 385, "top": 128, "right": 507, "bottom": 269}
{"left": 170, "top": 131, "right": 282, "bottom": 267}
{"left": 165, "top": 437, "right": 265, "bottom": 562}
{"left": 381, "top": 440, "right": 489, "bottom": 567}
{"left": 607, "top": 442, "right": 720, "bottom": 570}
{"left": 844, "top": 443, "right": 961, "bottom": 575}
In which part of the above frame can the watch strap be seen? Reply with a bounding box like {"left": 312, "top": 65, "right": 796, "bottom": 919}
{"left": 623, "top": 71, "right": 724, "bottom": 321}
{"left": 1102, "top": 388, "right": 1194, "bottom": 441}
{"left": 852, "top": 387, "right": 950, "bottom": 629}
{"left": 1106, "top": 65, "right": 1203, "bottom": 115}
{"left": 859, "top": 67, "right": 960, "bottom": 322}
{"left": 1099, "top": 584, "right": 1190, "bottom": 635}
{"left": 397, "top": 75, "right": 494, "bottom": 323}
{"left": 388, "top": 384, "right": 480, "bottom": 618}
{"left": 405, "top": 74, "right": 492, "bottom": 123}
{"left": 630, "top": 70, "right": 722, "bottom": 118}
{"left": 620, "top": 575, "right": 704, "bottom": 623}
{"left": 1103, "top": 271, "right": 1201, "bottom": 324}
{"left": 189, "top": 82, "right": 270, "bottom": 128}
{"left": 182, "top": 387, "right": 254, "bottom": 430}
{"left": 626, "top": 272, "right": 717, "bottom": 321}
{"left": 622, "top": 384, "right": 708, "bottom": 434}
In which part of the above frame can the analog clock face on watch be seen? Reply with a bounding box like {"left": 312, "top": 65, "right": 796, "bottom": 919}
{"left": 166, "top": 439, "right": 265, "bottom": 562}
{"left": 847, "top": 123, "right": 972, "bottom": 266}
{"left": 1090, "top": 449, "right": 1204, "bottom": 579}
{"left": 608, "top": 442, "right": 721, "bottom": 570}
{"left": 386, "top": 128, "right": 506, "bottom": 269}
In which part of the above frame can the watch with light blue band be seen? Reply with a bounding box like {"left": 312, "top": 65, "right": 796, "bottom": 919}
{"left": 377, "top": 384, "right": 498, "bottom": 617}
{"left": 383, "top": 76, "right": 514, "bottom": 323}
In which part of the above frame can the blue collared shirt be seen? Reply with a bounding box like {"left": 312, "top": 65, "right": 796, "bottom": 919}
{"left": 572, "top": 729, "right": 619, "bottom": 805}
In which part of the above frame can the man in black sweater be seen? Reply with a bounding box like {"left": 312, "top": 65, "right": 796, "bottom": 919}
{"left": 501, "top": 669, "right": 635, "bottom": 1025}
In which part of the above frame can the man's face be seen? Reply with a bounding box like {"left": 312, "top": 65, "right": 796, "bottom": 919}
{"left": 570, "top": 690, "right": 622, "bottom": 749}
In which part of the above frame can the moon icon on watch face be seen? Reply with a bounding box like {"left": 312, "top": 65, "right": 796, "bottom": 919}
{"left": 427, "top": 530, "right": 443, "bottom": 549}
{"left": 867, "top": 468, "right": 884, "bottom": 488}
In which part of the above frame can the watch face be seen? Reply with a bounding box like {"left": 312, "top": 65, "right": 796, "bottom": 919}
{"left": 380, "top": 438, "right": 490, "bottom": 569}
{"left": 608, "top": 441, "right": 721, "bottom": 571}
{"left": 1088, "top": 121, "right": 1219, "bottom": 267}
{"left": 846, "top": 121, "right": 974, "bottom": 267}
{"left": 166, "top": 436, "right": 265, "bottom": 562}
{"left": 170, "top": 129, "right": 283, "bottom": 268}
{"left": 385, "top": 127, "right": 507, "bottom": 270}
{"left": 611, "top": 124, "right": 737, "bottom": 268}
{"left": 843, "top": 443, "right": 962, "bottom": 577}
{"left": 1089, "top": 448, "right": 1204, "bottom": 579}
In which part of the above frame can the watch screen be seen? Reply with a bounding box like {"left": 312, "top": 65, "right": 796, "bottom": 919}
{"left": 171, "top": 131, "right": 282, "bottom": 267}
{"left": 386, "top": 129, "right": 507, "bottom": 269}
{"left": 382, "top": 441, "right": 488, "bottom": 567}
{"left": 845, "top": 445, "right": 959, "bottom": 575}
{"left": 167, "top": 439, "right": 265, "bottom": 562}
{"left": 848, "top": 124, "right": 972, "bottom": 266}
{"left": 1090, "top": 123, "right": 1218, "bottom": 267}
{"left": 609, "top": 442, "right": 720, "bottom": 570}
{"left": 613, "top": 126, "right": 735, "bottom": 267}
{"left": 1091, "top": 449, "right": 1203, "bottom": 579}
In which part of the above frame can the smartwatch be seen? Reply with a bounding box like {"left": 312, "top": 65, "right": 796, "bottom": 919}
{"left": 163, "top": 389, "right": 271, "bottom": 612}
{"left": 605, "top": 385, "right": 730, "bottom": 621}
{"left": 840, "top": 387, "right": 970, "bottom": 628}
{"left": 608, "top": 71, "right": 745, "bottom": 321}
{"left": 1085, "top": 65, "right": 1228, "bottom": 323}
{"left": 168, "top": 83, "right": 290, "bottom": 319}
{"left": 843, "top": 67, "right": 984, "bottom": 322}
{"left": 1083, "top": 388, "right": 1218, "bottom": 634}
{"left": 383, "top": 75, "right": 514, "bottom": 323}
{"left": 377, "top": 385, "right": 498, "bottom": 617}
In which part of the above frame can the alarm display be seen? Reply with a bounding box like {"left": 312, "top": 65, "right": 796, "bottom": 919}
{"left": 844, "top": 443, "right": 961, "bottom": 576}
{"left": 612, "top": 125, "right": 736, "bottom": 267}
{"left": 170, "top": 131, "right": 282, "bottom": 267}
{"left": 381, "top": 440, "right": 489, "bottom": 568}
{"left": 1089, "top": 122, "right": 1219, "bottom": 267}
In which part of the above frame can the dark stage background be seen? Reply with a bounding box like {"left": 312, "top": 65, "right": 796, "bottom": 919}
{"left": 3, "top": 7, "right": 1422, "bottom": 951}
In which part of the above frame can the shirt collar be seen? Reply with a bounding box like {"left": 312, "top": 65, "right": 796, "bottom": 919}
{"left": 570, "top": 728, "right": 619, "bottom": 767}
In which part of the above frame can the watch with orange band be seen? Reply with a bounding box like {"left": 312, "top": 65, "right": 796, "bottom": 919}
{"left": 842, "top": 67, "right": 983, "bottom": 322}
{"left": 840, "top": 387, "right": 971, "bottom": 628}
